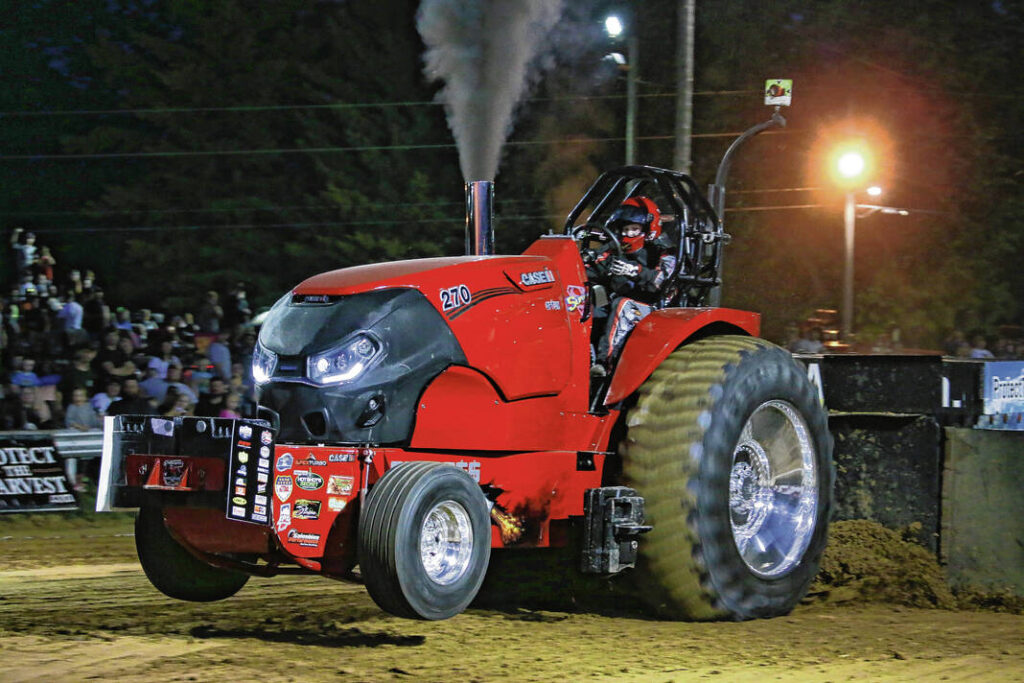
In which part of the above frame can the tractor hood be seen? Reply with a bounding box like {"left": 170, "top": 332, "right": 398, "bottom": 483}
{"left": 257, "top": 236, "right": 590, "bottom": 445}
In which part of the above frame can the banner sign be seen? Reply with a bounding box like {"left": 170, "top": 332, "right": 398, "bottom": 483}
{"left": 0, "top": 434, "right": 79, "bottom": 513}
{"left": 978, "top": 361, "right": 1024, "bottom": 431}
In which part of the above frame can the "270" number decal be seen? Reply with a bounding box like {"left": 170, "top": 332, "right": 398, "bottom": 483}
{"left": 439, "top": 284, "right": 472, "bottom": 312}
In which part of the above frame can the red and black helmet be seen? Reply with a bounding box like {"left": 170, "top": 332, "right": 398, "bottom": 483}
{"left": 609, "top": 196, "right": 662, "bottom": 253}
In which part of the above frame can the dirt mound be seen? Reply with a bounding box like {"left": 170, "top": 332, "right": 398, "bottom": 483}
{"left": 809, "top": 519, "right": 956, "bottom": 608}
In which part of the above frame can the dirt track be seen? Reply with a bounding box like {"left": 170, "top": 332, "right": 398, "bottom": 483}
{"left": 1, "top": 516, "right": 1022, "bottom": 682}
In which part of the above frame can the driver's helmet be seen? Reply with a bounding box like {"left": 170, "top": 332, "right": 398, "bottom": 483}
{"left": 609, "top": 196, "right": 662, "bottom": 253}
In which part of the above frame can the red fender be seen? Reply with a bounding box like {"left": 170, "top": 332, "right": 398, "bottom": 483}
{"left": 604, "top": 307, "right": 761, "bottom": 405}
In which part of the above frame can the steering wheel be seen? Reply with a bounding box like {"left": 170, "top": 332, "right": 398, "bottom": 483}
{"left": 572, "top": 222, "right": 623, "bottom": 260}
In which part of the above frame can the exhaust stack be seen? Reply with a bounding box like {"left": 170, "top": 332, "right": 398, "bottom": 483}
{"left": 465, "top": 180, "right": 494, "bottom": 256}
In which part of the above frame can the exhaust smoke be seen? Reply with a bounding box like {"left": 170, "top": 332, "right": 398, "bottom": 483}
{"left": 416, "top": 0, "right": 564, "bottom": 182}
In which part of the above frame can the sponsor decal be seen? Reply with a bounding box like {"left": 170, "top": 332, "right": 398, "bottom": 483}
{"left": 237, "top": 440, "right": 251, "bottom": 449}
{"left": 258, "top": 458, "right": 270, "bottom": 470}
{"left": 260, "top": 446, "right": 270, "bottom": 458}
{"left": 255, "top": 494, "right": 267, "bottom": 506}
{"left": 239, "top": 424, "right": 253, "bottom": 440}
{"left": 545, "top": 300, "right": 561, "bottom": 311}
{"left": 231, "top": 505, "right": 246, "bottom": 517}
{"left": 232, "top": 496, "right": 247, "bottom": 506}
{"left": 295, "top": 470, "right": 324, "bottom": 491}
{"left": 161, "top": 458, "right": 185, "bottom": 487}
{"left": 277, "top": 503, "right": 292, "bottom": 531}
{"left": 439, "top": 284, "right": 472, "bottom": 312}
{"left": 328, "top": 497, "right": 347, "bottom": 512}
{"left": 234, "top": 485, "right": 246, "bottom": 496}
{"left": 286, "top": 529, "right": 320, "bottom": 547}
{"left": 293, "top": 499, "right": 321, "bottom": 520}
{"left": 257, "top": 482, "right": 267, "bottom": 494}
{"left": 251, "top": 513, "right": 268, "bottom": 523}
{"left": 297, "top": 454, "right": 327, "bottom": 467}
{"left": 327, "top": 475, "right": 355, "bottom": 496}
{"left": 519, "top": 268, "right": 555, "bottom": 287}
{"left": 237, "top": 451, "right": 249, "bottom": 464}
{"left": 210, "top": 421, "right": 233, "bottom": 439}
{"left": 275, "top": 475, "right": 293, "bottom": 502}
{"left": 235, "top": 477, "right": 246, "bottom": 487}
{"left": 236, "top": 464, "right": 247, "bottom": 477}
{"left": 565, "top": 285, "right": 586, "bottom": 314}
{"left": 276, "top": 452, "right": 293, "bottom": 472}
{"left": 257, "top": 472, "right": 268, "bottom": 484}
{"left": 455, "top": 460, "right": 481, "bottom": 482}
{"left": 328, "top": 452, "right": 355, "bottom": 463}
{"left": 253, "top": 504, "right": 267, "bottom": 516}
{"left": 261, "top": 430, "right": 272, "bottom": 445}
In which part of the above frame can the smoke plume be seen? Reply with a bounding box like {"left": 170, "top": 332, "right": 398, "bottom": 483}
{"left": 417, "top": 0, "right": 563, "bottom": 181}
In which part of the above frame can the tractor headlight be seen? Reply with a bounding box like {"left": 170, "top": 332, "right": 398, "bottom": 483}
{"left": 307, "top": 333, "right": 382, "bottom": 386}
{"left": 252, "top": 342, "right": 278, "bottom": 385}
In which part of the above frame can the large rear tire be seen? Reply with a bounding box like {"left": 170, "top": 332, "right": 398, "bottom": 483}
{"left": 135, "top": 505, "right": 250, "bottom": 602}
{"left": 358, "top": 462, "right": 491, "bottom": 620}
{"left": 621, "top": 335, "right": 833, "bottom": 620}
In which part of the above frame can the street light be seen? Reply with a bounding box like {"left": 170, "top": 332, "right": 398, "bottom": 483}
{"left": 832, "top": 147, "right": 873, "bottom": 341}
{"left": 604, "top": 14, "right": 638, "bottom": 165}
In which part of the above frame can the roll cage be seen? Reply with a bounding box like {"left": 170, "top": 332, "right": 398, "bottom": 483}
{"left": 564, "top": 165, "right": 727, "bottom": 308}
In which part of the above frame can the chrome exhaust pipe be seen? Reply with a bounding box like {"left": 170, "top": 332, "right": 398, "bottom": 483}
{"left": 465, "top": 180, "right": 494, "bottom": 256}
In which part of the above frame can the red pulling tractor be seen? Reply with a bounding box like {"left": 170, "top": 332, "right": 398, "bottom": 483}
{"left": 98, "top": 166, "right": 833, "bottom": 621}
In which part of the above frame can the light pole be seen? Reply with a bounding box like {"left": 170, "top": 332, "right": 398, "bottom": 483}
{"left": 605, "top": 14, "right": 638, "bottom": 165}
{"left": 832, "top": 148, "right": 872, "bottom": 341}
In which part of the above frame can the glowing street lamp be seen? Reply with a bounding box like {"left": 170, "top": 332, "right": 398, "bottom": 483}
{"left": 604, "top": 13, "right": 637, "bottom": 165}
{"left": 831, "top": 144, "right": 874, "bottom": 341}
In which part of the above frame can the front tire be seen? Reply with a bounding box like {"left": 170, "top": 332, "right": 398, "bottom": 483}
{"left": 358, "top": 462, "right": 491, "bottom": 620}
{"left": 621, "top": 335, "right": 833, "bottom": 619}
{"left": 135, "top": 505, "right": 250, "bottom": 602}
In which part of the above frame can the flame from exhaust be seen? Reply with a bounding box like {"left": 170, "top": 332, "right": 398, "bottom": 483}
{"left": 416, "top": 0, "right": 563, "bottom": 181}
{"left": 490, "top": 504, "right": 525, "bottom": 545}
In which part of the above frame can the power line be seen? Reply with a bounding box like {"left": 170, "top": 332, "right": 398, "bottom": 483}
{"left": 0, "top": 131, "right": 780, "bottom": 161}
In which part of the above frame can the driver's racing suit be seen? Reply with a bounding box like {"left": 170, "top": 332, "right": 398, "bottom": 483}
{"left": 586, "top": 236, "right": 677, "bottom": 365}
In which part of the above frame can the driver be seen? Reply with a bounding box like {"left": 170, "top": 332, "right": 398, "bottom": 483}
{"left": 587, "top": 196, "right": 677, "bottom": 372}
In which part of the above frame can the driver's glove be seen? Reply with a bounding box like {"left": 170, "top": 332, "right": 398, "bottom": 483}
{"left": 609, "top": 258, "right": 641, "bottom": 278}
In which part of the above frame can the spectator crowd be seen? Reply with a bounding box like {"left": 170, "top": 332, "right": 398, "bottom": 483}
{"left": 2, "top": 227, "right": 256, "bottom": 432}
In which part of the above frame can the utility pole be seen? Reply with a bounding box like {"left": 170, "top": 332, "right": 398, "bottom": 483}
{"left": 673, "top": 0, "right": 695, "bottom": 174}
{"left": 625, "top": 33, "right": 638, "bottom": 165}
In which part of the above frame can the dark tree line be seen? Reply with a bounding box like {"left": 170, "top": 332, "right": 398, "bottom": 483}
{"left": 3, "top": 0, "right": 1022, "bottom": 345}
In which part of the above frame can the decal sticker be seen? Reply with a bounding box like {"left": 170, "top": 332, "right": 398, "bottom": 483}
{"left": 237, "top": 450, "right": 249, "bottom": 464}
{"left": 286, "top": 529, "right": 320, "bottom": 547}
{"left": 545, "top": 300, "right": 561, "bottom": 311}
{"left": 161, "top": 459, "right": 185, "bottom": 487}
{"left": 295, "top": 470, "right": 324, "bottom": 491}
{"left": 439, "top": 284, "right": 472, "bottom": 312}
{"left": 260, "top": 446, "right": 270, "bottom": 458}
{"left": 277, "top": 503, "right": 292, "bottom": 531}
{"left": 294, "top": 499, "right": 321, "bottom": 520}
{"left": 519, "top": 268, "right": 555, "bottom": 287}
{"left": 235, "top": 477, "right": 246, "bottom": 487}
{"left": 327, "top": 475, "right": 355, "bottom": 496}
{"left": 253, "top": 504, "right": 267, "bottom": 516}
{"left": 232, "top": 496, "right": 247, "bottom": 506}
{"left": 234, "top": 486, "right": 246, "bottom": 496}
{"left": 454, "top": 460, "right": 481, "bottom": 482}
{"left": 565, "top": 285, "right": 586, "bottom": 314}
{"left": 261, "top": 430, "right": 272, "bottom": 445}
{"left": 237, "top": 440, "right": 251, "bottom": 449}
{"left": 298, "top": 454, "right": 327, "bottom": 467}
{"left": 257, "top": 471, "right": 268, "bottom": 484}
{"left": 276, "top": 452, "right": 293, "bottom": 472}
{"left": 239, "top": 424, "right": 253, "bottom": 440}
{"left": 328, "top": 497, "right": 347, "bottom": 512}
{"left": 329, "top": 452, "right": 355, "bottom": 463}
{"left": 231, "top": 505, "right": 246, "bottom": 517}
{"left": 236, "top": 464, "right": 247, "bottom": 477}
{"left": 257, "top": 482, "right": 267, "bottom": 494}
{"left": 275, "top": 475, "right": 293, "bottom": 502}
{"left": 258, "top": 457, "right": 270, "bottom": 470}
{"left": 255, "top": 494, "right": 267, "bottom": 506}
{"left": 251, "top": 513, "right": 268, "bottom": 523}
